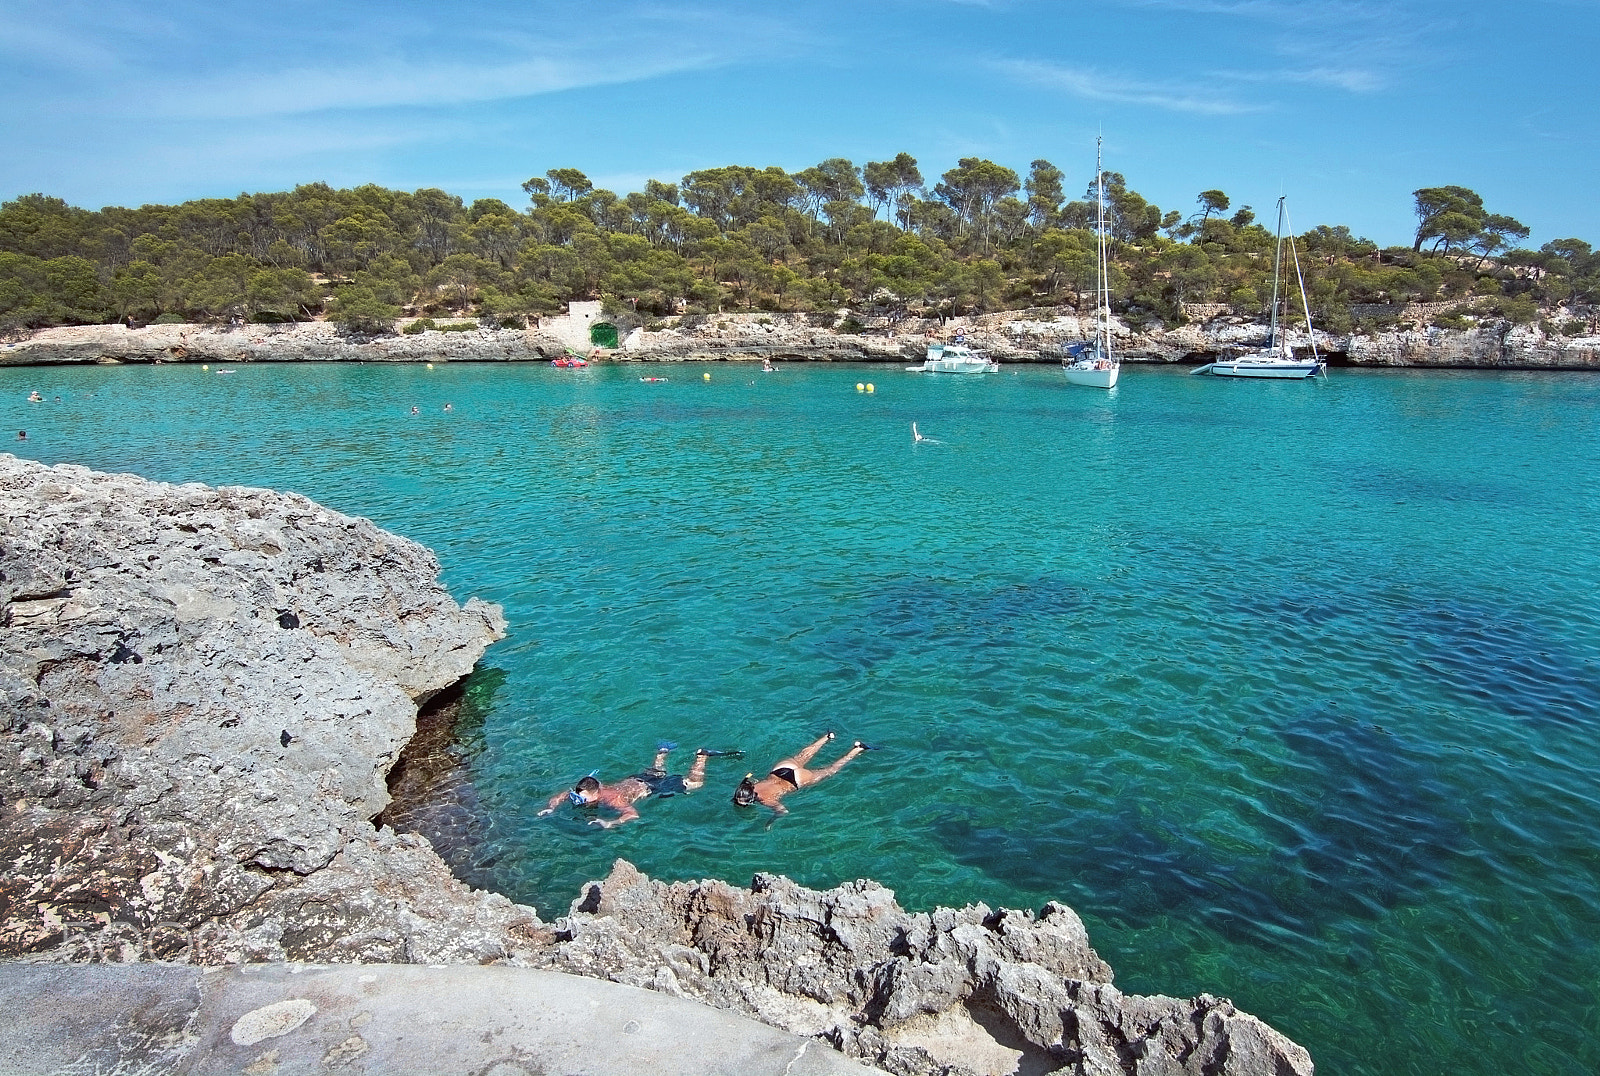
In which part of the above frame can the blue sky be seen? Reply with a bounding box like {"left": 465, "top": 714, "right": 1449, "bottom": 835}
{"left": 3, "top": 0, "right": 1596, "bottom": 248}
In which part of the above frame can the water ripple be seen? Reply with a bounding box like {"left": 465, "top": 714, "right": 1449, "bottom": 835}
{"left": 8, "top": 362, "right": 1600, "bottom": 1076}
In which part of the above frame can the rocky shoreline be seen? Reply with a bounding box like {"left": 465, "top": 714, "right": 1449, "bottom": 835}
{"left": 3, "top": 308, "right": 1599, "bottom": 369}
{"left": 1, "top": 455, "right": 1313, "bottom": 1075}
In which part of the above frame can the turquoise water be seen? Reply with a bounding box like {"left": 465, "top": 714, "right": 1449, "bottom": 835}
{"left": 6, "top": 360, "right": 1599, "bottom": 1075}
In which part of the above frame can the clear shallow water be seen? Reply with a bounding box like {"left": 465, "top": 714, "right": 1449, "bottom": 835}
{"left": 6, "top": 360, "right": 1600, "bottom": 1075}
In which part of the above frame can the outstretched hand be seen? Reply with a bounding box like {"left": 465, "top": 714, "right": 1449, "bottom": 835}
{"left": 537, "top": 807, "right": 555, "bottom": 817}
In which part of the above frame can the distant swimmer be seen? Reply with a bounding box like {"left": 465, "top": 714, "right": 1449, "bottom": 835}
{"left": 539, "top": 743, "right": 741, "bottom": 829}
{"left": 911, "top": 422, "right": 939, "bottom": 444}
{"left": 443, "top": 403, "right": 453, "bottom": 411}
{"left": 410, "top": 405, "right": 420, "bottom": 414}
{"left": 762, "top": 359, "right": 775, "bottom": 372}
{"left": 640, "top": 376, "right": 668, "bottom": 382}
{"left": 27, "top": 391, "right": 41, "bottom": 402}
{"left": 732, "top": 731, "right": 875, "bottom": 817}
{"left": 16, "top": 431, "right": 25, "bottom": 440}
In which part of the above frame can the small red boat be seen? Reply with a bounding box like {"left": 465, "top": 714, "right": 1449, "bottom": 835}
{"left": 551, "top": 356, "right": 588, "bottom": 368}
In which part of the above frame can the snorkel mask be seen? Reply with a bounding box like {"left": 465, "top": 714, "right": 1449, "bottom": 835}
{"left": 569, "top": 772, "right": 600, "bottom": 805}
{"left": 732, "top": 774, "right": 757, "bottom": 806}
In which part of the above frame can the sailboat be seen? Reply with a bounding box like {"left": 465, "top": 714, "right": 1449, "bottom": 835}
{"left": 1192, "top": 196, "right": 1326, "bottom": 379}
{"left": 1062, "top": 138, "right": 1119, "bottom": 389}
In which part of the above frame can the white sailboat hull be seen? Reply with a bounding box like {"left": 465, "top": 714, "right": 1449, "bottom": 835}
{"left": 1193, "top": 357, "right": 1324, "bottom": 379}
{"left": 1062, "top": 363, "right": 1119, "bottom": 388}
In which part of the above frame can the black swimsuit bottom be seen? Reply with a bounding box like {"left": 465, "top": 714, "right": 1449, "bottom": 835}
{"left": 769, "top": 766, "right": 799, "bottom": 786}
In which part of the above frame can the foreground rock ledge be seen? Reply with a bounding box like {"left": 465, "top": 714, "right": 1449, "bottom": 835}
{"left": 0, "top": 456, "right": 1312, "bottom": 1075}
{"left": 0, "top": 453, "right": 525, "bottom": 965}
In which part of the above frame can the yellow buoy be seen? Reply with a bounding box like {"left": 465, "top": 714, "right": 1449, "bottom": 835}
{"left": 427, "top": 362, "right": 434, "bottom": 369}
{"left": 866, "top": 383, "right": 875, "bottom": 393}
{"left": 703, "top": 372, "right": 711, "bottom": 380}
{"left": 202, "top": 364, "right": 209, "bottom": 371}
{"left": 856, "top": 383, "right": 864, "bottom": 392}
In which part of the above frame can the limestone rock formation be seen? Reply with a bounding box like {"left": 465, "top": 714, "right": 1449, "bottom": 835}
{"left": 541, "top": 860, "right": 1313, "bottom": 1076}
{"left": 7, "top": 309, "right": 1597, "bottom": 369}
{"left": 0, "top": 454, "right": 540, "bottom": 964}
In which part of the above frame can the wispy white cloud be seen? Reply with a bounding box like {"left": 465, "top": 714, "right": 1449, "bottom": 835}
{"left": 135, "top": 50, "right": 725, "bottom": 120}
{"left": 1120, "top": 0, "right": 1376, "bottom": 22}
{"left": 1215, "top": 65, "right": 1386, "bottom": 93}
{"left": 3, "top": 0, "right": 797, "bottom": 124}
{"left": 993, "top": 58, "right": 1260, "bottom": 115}
{"left": 1119, "top": 0, "right": 1431, "bottom": 64}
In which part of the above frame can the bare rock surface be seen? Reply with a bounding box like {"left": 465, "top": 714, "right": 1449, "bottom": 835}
{"left": 0, "top": 961, "right": 880, "bottom": 1075}
{"left": 0, "top": 453, "right": 536, "bottom": 965}
{"left": 539, "top": 860, "right": 1313, "bottom": 1076}
{"left": 6, "top": 310, "right": 1599, "bottom": 368}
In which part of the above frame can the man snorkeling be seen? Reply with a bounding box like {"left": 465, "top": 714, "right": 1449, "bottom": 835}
{"left": 733, "top": 731, "right": 875, "bottom": 816}
{"left": 539, "top": 743, "right": 738, "bottom": 829}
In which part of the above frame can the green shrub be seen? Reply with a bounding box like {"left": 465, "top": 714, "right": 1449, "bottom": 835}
{"left": 1479, "top": 295, "right": 1538, "bottom": 325}
{"left": 152, "top": 313, "right": 186, "bottom": 325}
{"left": 1225, "top": 287, "right": 1259, "bottom": 316}
{"left": 1432, "top": 311, "right": 1471, "bottom": 331}
{"left": 402, "top": 317, "right": 436, "bottom": 335}
{"left": 327, "top": 286, "right": 399, "bottom": 334}
{"left": 1562, "top": 319, "right": 1589, "bottom": 336}
{"left": 438, "top": 321, "right": 477, "bottom": 332}
{"left": 837, "top": 315, "right": 865, "bottom": 334}
{"left": 1316, "top": 306, "right": 1354, "bottom": 334}
{"left": 499, "top": 317, "right": 524, "bottom": 330}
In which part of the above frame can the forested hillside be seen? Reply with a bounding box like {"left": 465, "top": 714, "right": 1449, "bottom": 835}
{"left": 2, "top": 156, "right": 1596, "bottom": 337}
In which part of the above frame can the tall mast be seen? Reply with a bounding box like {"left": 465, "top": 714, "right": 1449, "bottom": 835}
{"left": 1096, "top": 137, "right": 1112, "bottom": 360}
{"left": 1268, "top": 195, "right": 1285, "bottom": 349}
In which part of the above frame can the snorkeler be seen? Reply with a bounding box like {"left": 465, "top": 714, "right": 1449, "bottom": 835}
{"left": 732, "top": 731, "right": 874, "bottom": 816}
{"left": 539, "top": 743, "right": 739, "bottom": 829}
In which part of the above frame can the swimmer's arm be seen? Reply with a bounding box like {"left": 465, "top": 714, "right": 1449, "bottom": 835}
{"left": 537, "top": 791, "right": 567, "bottom": 816}
{"left": 590, "top": 803, "right": 640, "bottom": 829}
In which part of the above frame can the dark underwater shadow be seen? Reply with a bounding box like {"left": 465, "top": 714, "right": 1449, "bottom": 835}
{"left": 931, "top": 705, "right": 1470, "bottom": 953}
{"left": 1401, "top": 603, "right": 1600, "bottom": 727}
{"left": 378, "top": 665, "right": 506, "bottom": 886}
{"left": 811, "top": 575, "right": 1087, "bottom": 674}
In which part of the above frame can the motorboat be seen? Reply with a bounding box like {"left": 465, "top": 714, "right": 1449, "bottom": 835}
{"left": 907, "top": 342, "right": 999, "bottom": 373}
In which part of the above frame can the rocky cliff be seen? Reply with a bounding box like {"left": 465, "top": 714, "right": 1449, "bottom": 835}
{"left": 5, "top": 309, "right": 1598, "bottom": 369}
{"left": 540, "top": 860, "right": 1312, "bottom": 1076}
{"left": 0, "top": 455, "right": 1313, "bottom": 1075}
{"left": 0, "top": 454, "right": 535, "bottom": 965}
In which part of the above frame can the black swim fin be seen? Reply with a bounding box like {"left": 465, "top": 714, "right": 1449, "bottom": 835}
{"left": 853, "top": 740, "right": 881, "bottom": 751}
{"left": 697, "top": 749, "right": 744, "bottom": 759}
